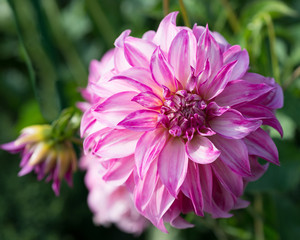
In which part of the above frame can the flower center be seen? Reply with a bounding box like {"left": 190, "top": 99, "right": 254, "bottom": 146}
{"left": 158, "top": 90, "right": 207, "bottom": 140}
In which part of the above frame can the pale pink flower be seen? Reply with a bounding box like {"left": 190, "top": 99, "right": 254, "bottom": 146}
{"left": 1, "top": 125, "right": 77, "bottom": 195}
{"left": 81, "top": 12, "right": 283, "bottom": 232}
{"left": 80, "top": 153, "right": 148, "bottom": 235}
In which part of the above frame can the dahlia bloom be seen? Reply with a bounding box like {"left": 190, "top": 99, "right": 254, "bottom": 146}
{"left": 1, "top": 125, "right": 77, "bottom": 195}
{"left": 81, "top": 12, "right": 283, "bottom": 232}
{"left": 80, "top": 153, "right": 148, "bottom": 235}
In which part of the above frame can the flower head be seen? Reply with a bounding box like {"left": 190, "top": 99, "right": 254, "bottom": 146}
{"left": 81, "top": 12, "right": 283, "bottom": 232}
{"left": 1, "top": 109, "right": 80, "bottom": 195}
{"left": 80, "top": 153, "right": 148, "bottom": 235}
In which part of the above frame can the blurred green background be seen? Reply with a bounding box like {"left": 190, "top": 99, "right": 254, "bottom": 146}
{"left": 0, "top": 0, "right": 300, "bottom": 239}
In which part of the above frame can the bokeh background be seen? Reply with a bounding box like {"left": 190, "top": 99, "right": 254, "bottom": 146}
{"left": 0, "top": 0, "right": 300, "bottom": 239}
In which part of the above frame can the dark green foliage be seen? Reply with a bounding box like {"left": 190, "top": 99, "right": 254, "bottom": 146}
{"left": 1, "top": 0, "right": 300, "bottom": 239}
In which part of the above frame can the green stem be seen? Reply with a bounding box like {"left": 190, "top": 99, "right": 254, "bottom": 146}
{"left": 254, "top": 193, "right": 265, "bottom": 240}
{"left": 219, "top": 0, "right": 240, "bottom": 34}
{"left": 179, "top": 0, "right": 190, "bottom": 28}
{"left": 264, "top": 14, "right": 280, "bottom": 84}
{"left": 163, "top": 0, "right": 169, "bottom": 16}
{"left": 283, "top": 66, "right": 300, "bottom": 90}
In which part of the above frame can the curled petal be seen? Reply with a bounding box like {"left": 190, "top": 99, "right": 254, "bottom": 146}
{"left": 243, "top": 128, "right": 279, "bottom": 165}
{"left": 168, "top": 29, "right": 191, "bottom": 87}
{"left": 153, "top": 12, "right": 179, "bottom": 52}
{"left": 124, "top": 37, "right": 156, "bottom": 68}
{"left": 186, "top": 135, "right": 220, "bottom": 164}
{"left": 209, "top": 109, "right": 262, "bottom": 139}
{"left": 150, "top": 47, "right": 177, "bottom": 91}
{"left": 223, "top": 46, "right": 249, "bottom": 81}
{"left": 158, "top": 137, "right": 188, "bottom": 197}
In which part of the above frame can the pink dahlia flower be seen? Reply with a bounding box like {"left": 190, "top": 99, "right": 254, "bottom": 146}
{"left": 81, "top": 12, "right": 283, "bottom": 232}
{"left": 80, "top": 153, "right": 148, "bottom": 235}
{"left": 1, "top": 125, "right": 77, "bottom": 195}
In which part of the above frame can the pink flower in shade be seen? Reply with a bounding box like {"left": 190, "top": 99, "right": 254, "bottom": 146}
{"left": 80, "top": 153, "right": 148, "bottom": 235}
{"left": 80, "top": 12, "right": 283, "bottom": 232}
{"left": 1, "top": 125, "right": 77, "bottom": 195}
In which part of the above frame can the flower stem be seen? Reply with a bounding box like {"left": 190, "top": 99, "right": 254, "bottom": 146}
{"left": 219, "top": 0, "right": 240, "bottom": 34}
{"left": 283, "top": 66, "right": 300, "bottom": 90}
{"left": 254, "top": 193, "right": 265, "bottom": 240}
{"left": 179, "top": 0, "right": 190, "bottom": 28}
{"left": 264, "top": 14, "right": 280, "bottom": 85}
{"left": 163, "top": 0, "right": 169, "bottom": 16}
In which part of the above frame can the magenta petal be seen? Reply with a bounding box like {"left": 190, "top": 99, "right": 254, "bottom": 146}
{"left": 211, "top": 159, "right": 244, "bottom": 197}
{"left": 181, "top": 161, "right": 204, "bottom": 216}
{"left": 95, "top": 129, "right": 142, "bottom": 158}
{"left": 135, "top": 128, "right": 169, "bottom": 178}
{"left": 150, "top": 47, "right": 177, "bottom": 91}
{"left": 1, "top": 141, "right": 23, "bottom": 153}
{"left": 131, "top": 91, "right": 163, "bottom": 110}
{"left": 102, "top": 155, "right": 134, "bottom": 184}
{"left": 186, "top": 135, "right": 220, "bottom": 164}
{"left": 245, "top": 156, "right": 269, "bottom": 182}
{"left": 158, "top": 137, "right": 188, "bottom": 197}
{"left": 209, "top": 109, "right": 262, "bottom": 139}
{"left": 210, "top": 136, "right": 251, "bottom": 176}
{"left": 215, "top": 80, "right": 273, "bottom": 106}
{"left": 124, "top": 37, "right": 156, "bottom": 68}
{"left": 203, "top": 60, "right": 236, "bottom": 100}
{"left": 235, "top": 103, "right": 283, "bottom": 137}
{"left": 93, "top": 91, "right": 143, "bottom": 127}
{"left": 114, "top": 30, "right": 131, "bottom": 72}
{"left": 223, "top": 46, "right": 249, "bottom": 81}
{"left": 118, "top": 110, "right": 159, "bottom": 131}
{"left": 153, "top": 12, "right": 179, "bottom": 52}
{"left": 243, "top": 128, "right": 279, "bottom": 165}
{"left": 168, "top": 29, "right": 191, "bottom": 87}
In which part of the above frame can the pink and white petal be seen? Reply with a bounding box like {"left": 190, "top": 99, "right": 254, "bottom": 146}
{"left": 168, "top": 29, "right": 191, "bottom": 87}
{"left": 209, "top": 109, "right": 262, "bottom": 139}
{"left": 223, "top": 46, "right": 249, "bottom": 81}
{"left": 142, "top": 30, "right": 156, "bottom": 41}
{"left": 211, "top": 159, "right": 244, "bottom": 197}
{"left": 186, "top": 135, "right": 220, "bottom": 164}
{"left": 0, "top": 141, "right": 24, "bottom": 153}
{"left": 210, "top": 135, "right": 251, "bottom": 176}
{"left": 114, "top": 30, "right": 132, "bottom": 72}
{"left": 158, "top": 137, "right": 188, "bottom": 197}
{"left": 135, "top": 128, "right": 169, "bottom": 178}
{"left": 205, "top": 102, "right": 229, "bottom": 117}
{"left": 153, "top": 12, "right": 180, "bottom": 52}
{"left": 150, "top": 47, "right": 177, "bottom": 92}
{"left": 132, "top": 91, "right": 163, "bottom": 110}
{"left": 111, "top": 67, "right": 161, "bottom": 94}
{"left": 134, "top": 158, "right": 159, "bottom": 212}
{"left": 102, "top": 155, "right": 135, "bottom": 185}
{"left": 124, "top": 37, "right": 156, "bottom": 68}
{"left": 140, "top": 179, "right": 175, "bottom": 233}
{"left": 243, "top": 128, "right": 279, "bottom": 165}
{"left": 92, "top": 91, "right": 143, "bottom": 128}
{"left": 118, "top": 110, "right": 159, "bottom": 132}
{"left": 195, "top": 26, "right": 223, "bottom": 76}
{"left": 181, "top": 161, "right": 204, "bottom": 216}
{"left": 95, "top": 129, "right": 142, "bottom": 158}
{"left": 215, "top": 80, "right": 273, "bottom": 106}
{"left": 198, "top": 164, "right": 213, "bottom": 207}
{"left": 202, "top": 60, "right": 236, "bottom": 100}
